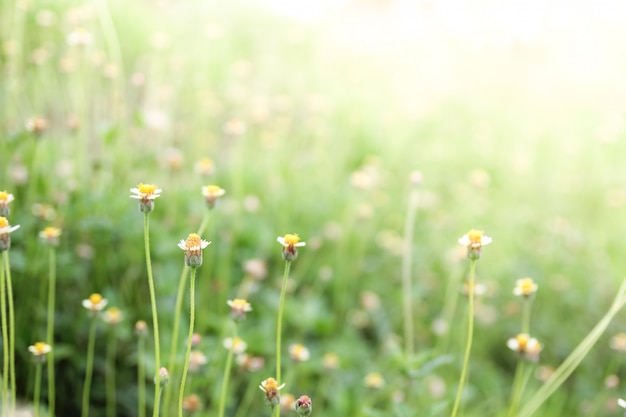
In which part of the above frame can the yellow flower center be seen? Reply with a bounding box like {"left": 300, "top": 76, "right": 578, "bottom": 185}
{"left": 34, "top": 342, "right": 48, "bottom": 354}
{"left": 206, "top": 185, "right": 222, "bottom": 194}
{"left": 263, "top": 378, "right": 278, "bottom": 391}
{"left": 284, "top": 234, "right": 300, "bottom": 245}
{"left": 516, "top": 334, "right": 529, "bottom": 351}
{"left": 185, "top": 233, "right": 202, "bottom": 249}
{"left": 0, "top": 217, "right": 7, "bottom": 228}
{"left": 232, "top": 299, "right": 248, "bottom": 309}
{"left": 43, "top": 227, "right": 61, "bottom": 237}
{"left": 138, "top": 183, "right": 157, "bottom": 195}
{"left": 467, "top": 229, "right": 484, "bottom": 244}
{"left": 518, "top": 278, "right": 535, "bottom": 294}
{"left": 0, "top": 191, "right": 8, "bottom": 201}
{"left": 89, "top": 293, "right": 103, "bottom": 305}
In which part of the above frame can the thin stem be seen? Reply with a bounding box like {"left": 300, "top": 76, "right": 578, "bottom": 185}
{"left": 143, "top": 213, "right": 162, "bottom": 417}
{"left": 276, "top": 261, "right": 291, "bottom": 417}
{"left": 5, "top": 251, "right": 16, "bottom": 415}
{"left": 178, "top": 267, "right": 197, "bottom": 417}
{"left": 521, "top": 298, "right": 532, "bottom": 335}
{"left": 218, "top": 322, "right": 237, "bottom": 417}
{"left": 0, "top": 253, "right": 7, "bottom": 416}
{"left": 450, "top": 259, "right": 477, "bottom": 417}
{"left": 401, "top": 189, "right": 419, "bottom": 358}
{"left": 163, "top": 210, "right": 209, "bottom": 414}
{"left": 106, "top": 328, "right": 118, "bottom": 417}
{"left": 34, "top": 362, "right": 43, "bottom": 417}
{"left": 508, "top": 360, "right": 526, "bottom": 417}
{"left": 47, "top": 247, "right": 57, "bottom": 417}
{"left": 138, "top": 335, "right": 146, "bottom": 417}
{"left": 81, "top": 316, "right": 99, "bottom": 417}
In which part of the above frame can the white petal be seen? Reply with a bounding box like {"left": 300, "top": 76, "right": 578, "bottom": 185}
{"left": 277, "top": 236, "right": 285, "bottom": 245}
{"left": 82, "top": 300, "right": 92, "bottom": 309}
{"left": 178, "top": 240, "right": 187, "bottom": 250}
{"left": 458, "top": 235, "right": 470, "bottom": 246}
{"left": 481, "top": 236, "right": 493, "bottom": 245}
{"left": 618, "top": 398, "right": 626, "bottom": 409}
{"left": 507, "top": 338, "right": 519, "bottom": 351}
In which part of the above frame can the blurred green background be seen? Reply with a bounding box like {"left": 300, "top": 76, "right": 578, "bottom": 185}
{"left": 2, "top": 0, "right": 626, "bottom": 416}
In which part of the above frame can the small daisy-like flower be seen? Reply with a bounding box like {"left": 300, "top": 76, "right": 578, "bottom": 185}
{"left": 227, "top": 299, "right": 252, "bottom": 320}
{"left": 82, "top": 293, "right": 108, "bottom": 315}
{"left": 323, "top": 353, "right": 339, "bottom": 370}
{"left": 507, "top": 333, "right": 543, "bottom": 362}
{"left": 129, "top": 183, "right": 162, "bottom": 213}
{"left": 0, "top": 216, "right": 20, "bottom": 252}
{"left": 618, "top": 398, "right": 626, "bottom": 413}
{"left": 260, "top": 377, "right": 285, "bottom": 407}
{"left": 29, "top": 342, "right": 52, "bottom": 363}
{"left": 194, "top": 157, "right": 215, "bottom": 177}
{"left": 201, "top": 185, "right": 225, "bottom": 209}
{"left": 155, "top": 367, "right": 169, "bottom": 387}
{"left": 39, "top": 226, "right": 62, "bottom": 247}
{"left": 182, "top": 394, "right": 202, "bottom": 413}
{"left": 236, "top": 354, "right": 265, "bottom": 372}
{"left": 513, "top": 278, "right": 538, "bottom": 298}
{"left": 277, "top": 233, "right": 306, "bottom": 262}
{"left": 188, "top": 351, "right": 208, "bottom": 372}
{"left": 26, "top": 116, "right": 48, "bottom": 135}
{"left": 458, "top": 229, "right": 492, "bottom": 260}
{"left": 135, "top": 320, "right": 148, "bottom": 337}
{"left": 364, "top": 372, "right": 385, "bottom": 389}
{"left": 280, "top": 394, "right": 296, "bottom": 412}
{"left": 103, "top": 307, "right": 123, "bottom": 325}
{"left": 0, "top": 191, "right": 15, "bottom": 217}
{"left": 289, "top": 343, "right": 310, "bottom": 362}
{"left": 295, "top": 395, "right": 312, "bottom": 417}
{"left": 178, "top": 233, "right": 210, "bottom": 268}
{"left": 610, "top": 333, "right": 626, "bottom": 352}
{"left": 66, "top": 27, "right": 93, "bottom": 46}
{"left": 223, "top": 337, "right": 247, "bottom": 354}
{"left": 462, "top": 281, "right": 487, "bottom": 297}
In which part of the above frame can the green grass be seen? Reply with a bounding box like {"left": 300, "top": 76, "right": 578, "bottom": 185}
{"left": 2, "top": 1, "right": 626, "bottom": 416}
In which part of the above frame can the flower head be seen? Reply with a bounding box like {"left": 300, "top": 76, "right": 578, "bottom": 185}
{"left": 26, "top": 116, "right": 48, "bottom": 135}
{"left": 619, "top": 398, "right": 626, "bottom": 412}
{"left": 610, "top": 333, "right": 626, "bottom": 352}
{"left": 277, "top": 233, "right": 306, "bottom": 261}
{"left": 135, "top": 320, "right": 148, "bottom": 337}
{"left": 507, "top": 333, "right": 543, "bottom": 362}
{"left": 513, "top": 278, "right": 538, "bottom": 298}
{"left": 182, "top": 394, "right": 202, "bottom": 413}
{"left": 0, "top": 217, "right": 20, "bottom": 252}
{"left": 295, "top": 395, "right": 312, "bottom": 417}
{"left": 103, "top": 307, "right": 123, "bottom": 325}
{"left": 82, "top": 293, "right": 108, "bottom": 315}
{"left": 188, "top": 351, "right": 208, "bottom": 372}
{"left": 237, "top": 354, "right": 265, "bottom": 372}
{"left": 29, "top": 342, "right": 52, "bottom": 362}
{"left": 195, "top": 157, "right": 215, "bottom": 177}
{"left": 201, "top": 185, "right": 225, "bottom": 208}
{"left": 155, "top": 367, "right": 169, "bottom": 387}
{"left": 289, "top": 343, "right": 311, "bottom": 362}
{"left": 458, "top": 229, "right": 492, "bottom": 260}
{"left": 223, "top": 337, "right": 247, "bottom": 354}
{"left": 0, "top": 191, "right": 15, "bottom": 217}
{"left": 178, "top": 233, "right": 210, "bottom": 268}
{"left": 227, "top": 299, "right": 252, "bottom": 320}
{"left": 259, "top": 377, "right": 285, "bottom": 407}
{"left": 364, "top": 372, "right": 385, "bottom": 389}
{"left": 130, "top": 183, "right": 162, "bottom": 213}
{"left": 39, "top": 226, "right": 62, "bottom": 247}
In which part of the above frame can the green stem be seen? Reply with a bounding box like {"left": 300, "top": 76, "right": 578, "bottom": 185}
{"left": 138, "top": 334, "right": 146, "bottom": 417}
{"left": 508, "top": 361, "right": 525, "bottom": 417}
{"left": 276, "top": 261, "right": 291, "bottom": 417}
{"left": 144, "top": 213, "right": 162, "bottom": 417}
{"left": 81, "top": 316, "right": 99, "bottom": 417}
{"left": 164, "top": 210, "right": 209, "bottom": 415}
{"left": 450, "top": 259, "right": 477, "bottom": 417}
{"left": 218, "top": 323, "right": 237, "bottom": 417}
{"left": 517, "top": 279, "right": 626, "bottom": 417}
{"left": 5, "top": 251, "right": 16, "bottom": 415}
{"left": 106, "top": 328, "right": 118, "bottom": 417}
{"left": 0, "top": 253, "right": 7, "bottom": 416}
{"left": 521, "top": 298, "right": 532, "bottom": 335}
{"left": 178, "top": 268, "right": 197, "bottom": 417}
{"left": 47, "top": 247, "right": 57, "bottom": 417}
{"left": 401, "top": 189, "right": 419, "bottom": 358}
{"left": 34, "top": 362, "right": 43, "bottom": 417}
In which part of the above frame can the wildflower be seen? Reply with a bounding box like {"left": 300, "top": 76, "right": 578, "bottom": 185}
{"left": 103, "top": 307, "right": 123, "bottom": 325}
{"left": 201, "top": 184, "right": 225, "bottom": 208}
{"left": 26, "top": 116, "right": 48, "bottom": 135}
{"left": 227, "top": 299, "right": 252, "bottom": 321}
{"left": 155, "top": 367, "right": 169, "bottom": 387}
{"left": 507, "top": 333, "right": 543, "bottom": 362}
{"left": 188, "top": 351, "right": 208, "bottom": 372}
{"left": 28, "top": 342, "right": 52, "bottom": 362}
{"left": 135, "top": 320, "right": 148, "bottom": 337}
{"left": 322, "top": 353, "right": 339, "bottom": 370}
{"left": 191, "top": 333, "right": 202, "bottom": 347}
{"left": 458, "top": 229, "right": 492, "bottom": 260}
{"left": 610, "top": 333, "right": 626, "bottom": 352}
{"left": 66, "top": 27, "right": 93, "bottom": 46}
{"left": 182, "top": 394, "right": 202, "bottom": 413}
{"left": 82, "top": 293, "right": 108, "bottom": 315}
{"left": 463, "top": 281, "right": 487, "bottom": 297}
{"left": 364, "top": 372, "right": 385, "bottom": 389}
{"left": 223, "top": 337, "right": 247, "bottom": 354}
{"left": 618, "top": 398, "right": 626, "bottom": 413}
{"left": 0, "top": 217, "right": 20, "bottom": 252}
{"left": 289, "top": 344, "right": 310, "bottom": 362}
{"left": 295, "top": 395, "right": 312, "bottom": 417}
{"left": 513, "top": 278, "right": 538, "bottom": 298}
{"left": 236, "top": 354, "right": 265, "bottom": 372}
{"left": 0, "top": 191, "right": 15, "bottom": 217}
{"left": 259, "top": 377, "right": 285, "bottom": 407}
{"left": 277, "top": 233, "right": 306, "bottom": 261}
{"left": 194, "top": 158, "right": 214, "bottom": 177}
{"left": 178, "top": 233, "right": 210, "bottom": 268}
{"left": 129, "top": 183, "right": 162, "bottom": 213}
{"left": 281, "top": 394, "right": 296, "bottom": 412}
{"left": 39, "top": 227, "right": 62, "bottom": 247}
{"left": 243, "top": 258, "right": 267, "bottom": 280}
{"left": 32, "top": 203, "right": 56, "bottom": 220}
